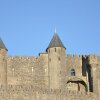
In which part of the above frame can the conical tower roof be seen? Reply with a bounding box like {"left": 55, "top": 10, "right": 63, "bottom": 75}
{"left": 46, "top": 33, "right": 66, "bottom": 50}
{"left": 0, "top": 37, "right": 8, "bottom": 51}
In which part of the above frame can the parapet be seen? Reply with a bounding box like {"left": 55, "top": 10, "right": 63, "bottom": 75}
{"left": 66, "top": 54, "right": 82, "bottom": 59}
{"left": 8, "top": 56, "right": 37, "bottom": 60}
{"left": 87, "top": 54, "right": 98, "bottom": 64}
{"left": 66, "top": 54, "right": 82, "bottom": 66}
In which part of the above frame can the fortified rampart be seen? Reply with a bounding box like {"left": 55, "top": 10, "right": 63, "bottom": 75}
{"left": 7, "top": 54, "right": 49, "bottom": 88}
{"left": 0, "top": 85, "right": 95, "bottom": 100}
{"left": 0, "top": 33, "right": 100, "bottom": 100}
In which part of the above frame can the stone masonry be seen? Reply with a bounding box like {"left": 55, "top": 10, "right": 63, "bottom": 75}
{"left": 0, "top": 33, "right": 100, "bottom": 100}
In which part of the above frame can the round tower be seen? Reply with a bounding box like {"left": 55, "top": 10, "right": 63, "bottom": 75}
{"left": 46, "top": 33, "right": 66, "bottom": 89}
{"left": 0, "top": 37, "right": 7, "bottom": 86}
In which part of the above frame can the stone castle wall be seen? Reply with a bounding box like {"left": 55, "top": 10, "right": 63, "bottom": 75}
{"left": 0, "top": 34, "right": 100, "bottom": 100}
{"left": 7, "top": 53, "right": 49, "bottom": 88}
{"left": 0, "top": 85, "right": 94, "bottom": 100}
{"left": 0, "top": 49, "right": 100, "bottom": 99}
{"left": 66, "top": 55, "right": 87, "bottom": 83}
{"left": 6, "top": 54, "right": 100, "bottom": 91}
{"left": 66, "top": 55, "right": 82, "bottom": 76}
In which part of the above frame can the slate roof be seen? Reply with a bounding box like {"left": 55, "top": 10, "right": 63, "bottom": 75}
{"left": 46, "top": 33, "right": 66, "bottom": 50}
{"left": 0, "top": 37, "right": 8, "bottom": 51}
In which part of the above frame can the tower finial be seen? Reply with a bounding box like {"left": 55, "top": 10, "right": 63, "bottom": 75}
{"left": 55, "top": 27, "right": 57, "bottom": 33}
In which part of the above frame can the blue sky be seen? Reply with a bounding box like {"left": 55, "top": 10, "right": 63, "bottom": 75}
{"left": 0, "top": 0, "right": 100, "bottom": 56}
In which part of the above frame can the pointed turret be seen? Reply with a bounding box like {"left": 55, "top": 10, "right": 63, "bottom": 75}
{"left": 0, "top": 37, "right": 7, "bottom": 86}
{"left": 46, "top": 33, "right": 66, "bottom": 51}
{"left": 47, "top": 32, "right": 66, "bottom": 89}
{"left": 0, "top": 37, "right": 7, "bottom": 51}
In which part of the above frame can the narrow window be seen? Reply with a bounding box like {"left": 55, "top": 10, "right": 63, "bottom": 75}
{"left": 70, "top": 69, "right": 75, "bottom": 76}
{"left": 58, "top": 57, "right": 60, "bottom": 61}
{"left": 49, "top": 58, "right": 51, "bottom": 62}
{"left": 55, "top": 48, "right": 56, "bottom": 52}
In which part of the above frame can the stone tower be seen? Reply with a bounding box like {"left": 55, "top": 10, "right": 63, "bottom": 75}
{"left": 87, "top": 55, "right": 100, "bottom": 99}
{"left": 0, "top": 38, "right": 7, "bottom": 86}
{"left": 46, "top": 33, "right": 66, "bottom": 89}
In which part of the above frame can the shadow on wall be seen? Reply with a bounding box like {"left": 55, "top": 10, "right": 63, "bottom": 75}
{"left": 67, "top": 78, "right": 87, "bottom": 92}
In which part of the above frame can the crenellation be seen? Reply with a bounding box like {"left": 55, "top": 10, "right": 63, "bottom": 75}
{"left": 87, "top": 54, "right": 98, "bottom": 64}
{"left": 66, "top": 54, "right": 73, "bottom": 58}
{"left": 67, "top": 54, "right": 82, "bottom": 58}
{"left": 66, "top": 54, "right": 83, "bottom": 78}
{"left": 82, "top": 55, "right": 88, "bottom": 59}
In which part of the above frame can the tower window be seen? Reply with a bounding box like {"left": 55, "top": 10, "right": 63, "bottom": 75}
{"left": 55, "top": 48, "right": 56, "bottom": 52}
{"left": 70, "top": 69, "right": 75, "bottom": 76}
{"left": 58, "top": 57, "right": 60, "bottom": 61}
{"left": 49, "top": 58, "right": 51, "bottom": 62}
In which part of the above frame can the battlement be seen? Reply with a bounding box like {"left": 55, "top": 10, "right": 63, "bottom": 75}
{"left": 87, "top": 54, "right": 98, "bottom": 64}
{"left": 88, "top": 54, "right": 98, "bottom": 59}
{"left": 7, "top": 54, "right": 48, "bottom": 62}
{"left": 66, "top": 54, "right": 82, "bottom": 67}
{"left": 8, "top": 56, "right": 38, "bottom": 60}
{"left": 66, "top": 54, "right": 82, "bottom": 58}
